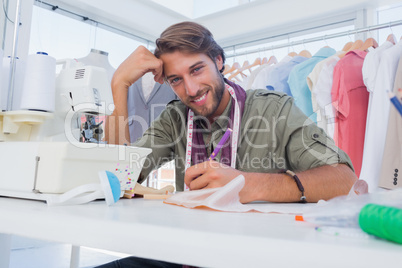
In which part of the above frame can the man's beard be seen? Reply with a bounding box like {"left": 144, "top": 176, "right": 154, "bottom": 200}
{"left": 190, "top": 76, "right": 225, "bottom": 119}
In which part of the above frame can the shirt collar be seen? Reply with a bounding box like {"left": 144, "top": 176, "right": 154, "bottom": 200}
{"left": 313, "top": 47, "right": 337, "bottom": 58}
{"left": 291, "top": 56, "right": 308, "bottom": 63}
{"left": 345, "top": 49, "right": 367, "bottom": 59}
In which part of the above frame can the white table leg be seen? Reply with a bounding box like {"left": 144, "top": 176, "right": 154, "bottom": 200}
{"left": 0, "top": 233, "right": 12, "bottom": 268}
{"left": 70, "top": 245, "right": 80, "bottom": 268}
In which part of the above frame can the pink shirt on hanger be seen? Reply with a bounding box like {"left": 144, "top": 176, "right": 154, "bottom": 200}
{"left": 331, "top": 49, "right": 369, "bottom": 177}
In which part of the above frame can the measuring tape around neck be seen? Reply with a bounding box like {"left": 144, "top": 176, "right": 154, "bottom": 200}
{"left": 184, "top": 84, "right": 240, "bottom": 190}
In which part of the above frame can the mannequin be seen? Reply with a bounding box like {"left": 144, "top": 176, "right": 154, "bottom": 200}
{"left": 127, "top": 74, "right": 177, "bottom": 142}
{"left": 77, "top": 49, "right": 115, "bottom": 82}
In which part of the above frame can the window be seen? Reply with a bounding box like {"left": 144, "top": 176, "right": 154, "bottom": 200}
{"left": 29, "top": 5, "right": 151, "bottom": 68}
{"left": 377, "top": 4, "right": 402, "bottom": 43}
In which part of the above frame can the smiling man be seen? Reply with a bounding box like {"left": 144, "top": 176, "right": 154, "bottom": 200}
{"left": 101, "top": 20, "right": 358, "bottom": 268}
{"left": 106, "top": 21, "right": 356, "bottom": 204}
{"left": 161, "top": 51, "right": 228, "bottom": 121}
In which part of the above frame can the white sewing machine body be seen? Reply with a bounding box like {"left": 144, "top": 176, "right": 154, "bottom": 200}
{"left": 0, "top": 61, "right": 151, "bottom": 201}
{"left": 0, "top": 142, "right": 151, "bottom": 201}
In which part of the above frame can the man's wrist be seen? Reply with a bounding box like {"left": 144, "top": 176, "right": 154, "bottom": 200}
{"left": 240, "top": 172, "right": 267, "bottom": 203}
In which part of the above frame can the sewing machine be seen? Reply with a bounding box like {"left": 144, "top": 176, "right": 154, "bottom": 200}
{"left": 0, "top": 61, "right": 151, "bottom": 201}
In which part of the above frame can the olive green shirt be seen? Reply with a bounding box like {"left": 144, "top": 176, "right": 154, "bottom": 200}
{"left": 133, "top": 89, "right": 354, "bottom": 191}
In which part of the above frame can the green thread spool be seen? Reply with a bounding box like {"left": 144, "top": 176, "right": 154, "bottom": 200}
{"left": 359, "top": 203, "right": 402, "bottom": 244}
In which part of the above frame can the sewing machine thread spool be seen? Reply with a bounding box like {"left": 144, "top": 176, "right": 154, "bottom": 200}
{"left": 20, "top": 52, "right": 56, "bottom": 112}
{"left": 359, "top": 204, "right": 402, "bottom": 244}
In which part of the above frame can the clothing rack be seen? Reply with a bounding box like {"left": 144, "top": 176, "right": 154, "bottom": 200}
{"left": 226, "top": 20, "right": 402, "bottom": 58}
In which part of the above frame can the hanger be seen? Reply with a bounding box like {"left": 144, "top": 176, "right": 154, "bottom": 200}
{"left": 262, "top": 57, "right": 268, "bottom": 64}
{"left": 339, "top": 39, "right": 364, "bottom": 58}
{"left": 266, "top": 55, "right": 278, "bottom": 65}
{"left": 287, "top": 51, "right": 297, "bottom": 57}
{"left": 297, "top": 39, "right": 312, "bottom": 58}
{"left": 223, "top": 62, "right": 241, "bottom": 75}
{"left": 228, "top": 60, "right": 251, "bottom": 81}
{"left": 242, "top": 60, "right": 250, "bottom": 71}
{"left": 298, "top": 50, "right": 312, "bottom": 58}
{"left": 242, "top": 57, "right": 262, "bottom": 71}
{"left": 347, "top": 39, "right": 363, "bottom": 51}
{"left": 386, "top": 33, "right": 397, "bottom": 45}
{"left": 360, "top": 37, "right": 379, "bottom": 51}
{"left": 321, "top": 36, "right": 331, "bottom": 48}
{"left": 342, "top": 41, "right": 353, "bottom": 51}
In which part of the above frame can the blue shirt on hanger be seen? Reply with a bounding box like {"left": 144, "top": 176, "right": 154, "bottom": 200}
{"left": 265, "top": 56, "right": 308, "bottom": 96}
{"left": 287, "top": 47, "right": 336, "bottom": 123}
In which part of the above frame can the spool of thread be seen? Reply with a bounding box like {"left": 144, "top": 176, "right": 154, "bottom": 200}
{"left": 359, "top": 203, "right": 402, "bottom": 244}
{"left": 20, "top": 52, "right": 56, "bottom": 112}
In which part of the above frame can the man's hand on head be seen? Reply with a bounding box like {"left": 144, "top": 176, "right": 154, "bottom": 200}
{"left": 112, "top": 45, "right": 165, "bottom": 89}
{"left": 107, "top": 45, "right": 165, "bottom": 145}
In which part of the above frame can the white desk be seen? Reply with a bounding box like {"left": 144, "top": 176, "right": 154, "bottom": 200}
{"left": 0, "top": 197, "right": 401, "bottom": 268}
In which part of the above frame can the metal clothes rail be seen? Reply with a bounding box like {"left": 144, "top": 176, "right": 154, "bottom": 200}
{"left": 226, "top": 19, "right": 402, "bottom": 58}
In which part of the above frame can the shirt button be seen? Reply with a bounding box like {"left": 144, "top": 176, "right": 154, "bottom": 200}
{"left": 313, "top": 133, "right": 319, "bottom": 138}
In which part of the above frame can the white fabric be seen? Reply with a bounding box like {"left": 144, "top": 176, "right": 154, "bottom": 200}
{"left": 361, "top": 41, "right": 394, "bottom": 149}
{"left": 252, "top": 65, "right": 274, "bottom": 89}
{"left": 165, "top": 175, "right": 315, "bottom": 214}
{"left": 236, "top": 75, "right": 249, "bottom": 90}
{"left": 142, "top": 72, "right": 156, "bottom": 101}
{"left": 307, "top": 52, "right": 342, "bottom": 133}
{"left": 359, "top": 40, "right": 402, "bottom": 192}
{"left": 311, "top": 54, "right": 341, "bottom": 138}
{"left": 246, "top": 64, "right": 269, "bottom": 90}
{"left": 307, "top": 53, "right": 326, "bottom": 133}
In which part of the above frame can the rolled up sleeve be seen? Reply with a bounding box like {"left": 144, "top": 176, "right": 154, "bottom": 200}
{"left": 277, "top": 96, "right": 354, "bottom": 172}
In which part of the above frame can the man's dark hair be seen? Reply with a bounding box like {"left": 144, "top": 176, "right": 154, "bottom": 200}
{"left": 154, "top": 21, "right": 226, "bottom": 73}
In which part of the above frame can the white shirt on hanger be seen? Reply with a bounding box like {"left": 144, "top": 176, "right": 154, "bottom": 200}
{"left": 361, "top": 41, "right": 394, "bottom": 146}
{"left": 309, "top": 53, "right": 342, "bottom": 138}
{"left": 251, "top": 56, "right": 291, "bottom": 89}
{"left": 246, "top": 64, "right": 270, "bottom": 90}
{"left": 362, "top": 41, "right": 394, "bottom": 92}
{"left": 359, "top": 40, "right": 402, "bottom": 192}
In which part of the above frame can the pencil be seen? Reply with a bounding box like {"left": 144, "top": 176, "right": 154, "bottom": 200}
{"left": 388, "top": 91, "right": 402, "bottom": 117}
{"left": 208, "top": 128, "right": 232, "bottom": 161}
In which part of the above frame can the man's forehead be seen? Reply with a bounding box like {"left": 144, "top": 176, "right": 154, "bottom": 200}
{"left": 161, "top": 52, "right": 210, "bottom": 74}
{"left": 160, "top": 50, "right": 208, "bottom": 62}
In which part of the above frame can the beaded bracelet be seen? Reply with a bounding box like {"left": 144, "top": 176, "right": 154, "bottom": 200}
{"left": 281, "top": 169, "right": 307, "bottom": 203}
